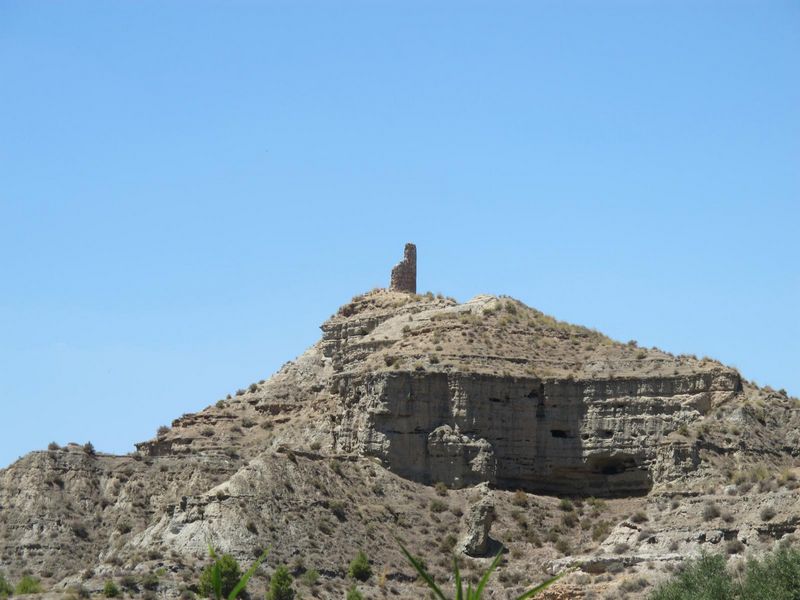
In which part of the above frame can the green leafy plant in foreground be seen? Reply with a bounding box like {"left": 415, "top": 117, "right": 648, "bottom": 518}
{"left": 398, "top": 540, "right": 568, "bottom": 599}
{"left": 103, "top": 579, "right": 121, "bottom": 597}
{"left": 200, "top": 545, "right": 270, "bottom": 600}
{"left": 346, "top": 584, "right": 364, "bottom": 600}
{"left": 649, "top": 553, "right": 732, "bottom": 600}
{"left": 348, "top": 550, "right": 372, "bottom": 582}
{"left": 267, "top": 565, "right": 294, "bottom": 600}
{"left": 649, "top": 546, "right": 800, "bottom": 600}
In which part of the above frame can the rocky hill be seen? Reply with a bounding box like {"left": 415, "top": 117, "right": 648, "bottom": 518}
{"left": 1, "top": 244, "right": 798, "bottom": 599}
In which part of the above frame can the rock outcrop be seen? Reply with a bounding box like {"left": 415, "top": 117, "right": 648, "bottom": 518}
{"left": 459, "top": 491, "right": 496, "bottom": 556}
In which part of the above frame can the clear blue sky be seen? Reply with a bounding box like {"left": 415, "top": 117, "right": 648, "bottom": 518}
{"left": 1, "top": 1, "right": 798, "bottom": 467}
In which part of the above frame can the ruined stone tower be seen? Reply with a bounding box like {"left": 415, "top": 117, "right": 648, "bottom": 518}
{"left": 390, "top": 243, "right": 416, "bottom": 293}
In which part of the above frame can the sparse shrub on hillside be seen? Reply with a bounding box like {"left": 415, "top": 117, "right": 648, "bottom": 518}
{"left": 760, "top": 506, "right": 776, "bottom": 521}
{"left": 638, "top": 529, "right": 654, "bottom": 542}
{"left": 157, "top": 425, "right": 169, "bottom": 436}
{"left": 329, "top": 500, "right": 346, "bottom": 521}
{"left": 778, "top": 469, "right": 797, "bottom": 486}
{"left": 267, "top": 566, "right": 294, "bottom": 600}
{"left": 434, "top": 482, "right": 449, "bottom": 496}
{"left": 440, "top": 534, "right": 458, "bottom": 554}
{"left": 142, "top": 573, "right": 159, "bottom": 592}
{"left": 586, "top": 497, "right": 607, "bottom": 512}
{"left": 721, "top": 510, "right": 734, "bottom": 523}
{"left": 511, "top": 509, "right": 527, "bottom": 529}
{"left": 526, "top": 530, "right": 543, "bottom": 547}
{"left": 248, "top": 383, "right": 258, "bottom": 393}
{"left": 512, "top": 490, "right": 528, "bottom": 507}
{"left": 613, "top": 543, "right": 630, "bottom": 555}
{"left": 349, "top": 551, "right": 372, "bottom": 582}
{"left": 47, "top": 441, "right": 60, "bottom": 451}
{"left": 758, "top": 478, "right": 778, "bottom": 493}
{"left": 14, "top": 575, "right": 42, "bottom": 594}
{"left": 561, "top": 512, "right": 578, "bottom": 528}
{"left": 430, "top": 499, "right": 447, "bottom": 513}
{"left": 116, "top": 521, "right": 132, "bottom": 534}
{"left": 726, "top": 539, "right": 745, "bottom": 555}
{"left": 702, "top": 502, "right": 721, "bottom": 521}
{"left": 67, "top": 583, "right": 90, "bottom": 598}
{"left": 299, "top": 568, "right": 319, "bottom": 587}
{"left": 103, "top": 580, "right": 120, "bottom": 597}
{"left": 555, "top": 539, "right": 571, "bottom": 555}
{"left": 72, "top": 521, "right": 89, "bottom": 540}
{"left": 346, "top": 585, "right": 364, "bottom": 600}
{"left": 120, "top": 575, "right": 138, "bottom": 592}
{"left": 631, "top": 511, "right": 648, "bottom": 523}
{"left": 83, "top": 441, "right": 95, "bottom": 455}
{"left": 558, "top": 498, "right": 574, "bottom": 512}
{"left": 0, "top": 574, "right": 13, "bottom": 598}
{"left": 750, "top": 464, "right": 769, "bottom": 482}
{"left": 620, "top": 576, "right": 649, "bottom": 593}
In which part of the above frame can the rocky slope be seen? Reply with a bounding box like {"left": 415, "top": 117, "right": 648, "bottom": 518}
{"left": 1, "top": 284, "right": 798, "bottom": 599}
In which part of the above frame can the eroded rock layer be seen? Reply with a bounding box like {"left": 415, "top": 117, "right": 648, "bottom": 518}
{"left": 322, "top": 291, "right": 742, "bottom": 496}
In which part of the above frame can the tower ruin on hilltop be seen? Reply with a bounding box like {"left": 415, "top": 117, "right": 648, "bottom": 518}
{"left": 390, "top": 243, "right": 416, "bottom": 293}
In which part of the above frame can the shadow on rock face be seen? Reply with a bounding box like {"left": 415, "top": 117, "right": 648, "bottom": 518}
{"left": 359, "top": 372, "right": 676, "bottom": 497}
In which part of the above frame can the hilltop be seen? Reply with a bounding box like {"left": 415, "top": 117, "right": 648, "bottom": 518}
{"left": 1, "top": 244, "right": 798, "bottom": 599}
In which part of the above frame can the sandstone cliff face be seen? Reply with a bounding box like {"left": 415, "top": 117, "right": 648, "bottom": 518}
{"left": 335, "top": 372, "right": 722, "bottom": 495}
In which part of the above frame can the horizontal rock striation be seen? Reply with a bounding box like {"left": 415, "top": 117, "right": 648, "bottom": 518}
{"left": 332, "top": 369, "right": 741, "bottom": 496}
